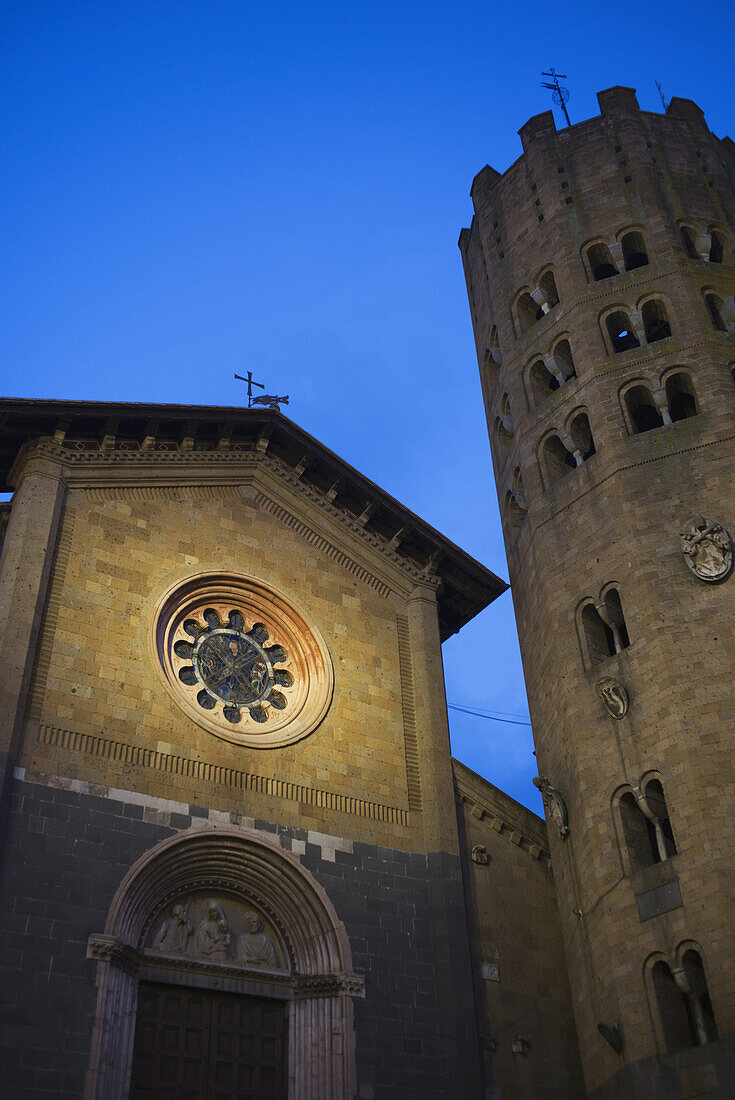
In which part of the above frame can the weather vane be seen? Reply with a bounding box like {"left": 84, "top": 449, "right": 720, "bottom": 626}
{"left": 234, "top": 371, "right": 289, "bottom": 411}
{"left": 541, "top": 67, "right": 571, "bottom": 127}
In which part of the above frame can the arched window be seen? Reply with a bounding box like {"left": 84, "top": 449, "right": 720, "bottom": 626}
{"left": 642, "top": 299, "right": 671, "bottom": 342}
{"left": 529, "top": 358, "right": 558, "bottom": 405}
{"left": 607, "top": 311, "right": 640, "bottom": 353}
{"left": 709, "top": 230, "right": 725, "bottom": 264}
{"left": 665, "top": 372, "right": 698, "bottom": 422}
{"left": 515, "top": 291, "right": 540, "bottom": 333}
{"left": 579, "top": 588, "right": 630, "bottom": 667}
{"left": 598, "top": 588, "right": 629, "bottom": 651}
{"left": 482, "top": 332, "right": 501, "bottom": 397}
{"left": 568, "top": 412, "right": 595, "bottom": 460}
{"left": 704, "top": 292, "right": 726, "bottom": 331}
{"left": 680, "top": 951, "right": 719, "bottom": 1045}
{"left": 541, "top": 434, "right": 576, "bottom": 487}
{"left": 619, "top": 779, "right": 676, "bottom": 871}
{"left": 537, "top": 270, "right": 560, "bottom": 309}
{"left": 553, "top": 339, "right": 576, "bottom": 381}
{"left": 651, "top": 952, "right": 718, "bottom": 1053}
{"left": 494, "top": 417, "right": 513, "bottom": 462}
{"left": 505, "top": 469, "right": 527, "bottom": 532}
{"left": 505, "top": 491, "right": 526, "bottom": 531}
{"left": 625, "top": 384, "right": 664, "bottom": 434}
{"left": 494, "top": 395, "right": 514, "bottom": 463}
{"left": 621, "top": 230, "right": 649, "bottom": 271}
{"left": 581, "top": 603, "right": 616, "bottom": 663}
{"left": 587, "top": 242, "right": 617, "bottom": 280}
{"left": 680, "top": 224, "right": 698, "bottom": 259}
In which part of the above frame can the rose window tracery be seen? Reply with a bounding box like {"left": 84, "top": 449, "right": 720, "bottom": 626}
{"left": 174, "top": 609, "right": 294, "bottom": 725}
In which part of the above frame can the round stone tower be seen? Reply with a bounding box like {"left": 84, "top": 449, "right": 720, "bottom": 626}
{"left": 460, "top": 86, "right": 735, "bottom": 1098}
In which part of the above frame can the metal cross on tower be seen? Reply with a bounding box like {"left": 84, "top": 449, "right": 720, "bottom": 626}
{"left": 541, "top": 68, "right": 571, "bottom": 127}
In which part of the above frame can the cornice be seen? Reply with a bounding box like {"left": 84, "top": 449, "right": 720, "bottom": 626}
{"left": 259, "top": 452, "right": 443, "bottom": 592}
{"left": 453, "top": 759, "right": 549, "bottom": 860}
{"left": 13, "top": 438, "right": 441, "bottom": 595}
{"left": 1, "top": 403, "right": 505, "bottom": 638}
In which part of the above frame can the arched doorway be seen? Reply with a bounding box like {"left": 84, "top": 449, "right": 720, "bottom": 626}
{"left": 84, "top": 828, "right": 363, "bottom": 1099}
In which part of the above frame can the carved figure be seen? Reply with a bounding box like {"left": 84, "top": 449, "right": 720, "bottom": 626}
{"left": 533, "top": 776, "right": 569, "bottom": 838}
{"left": 596, "top": 677, "right": 629, "bottom": 720}
{"left": 153, "top": 902, "right": 192, "bottom": 954}
{"left": 679, "top": 514, "right": 733, "bottom": 583}
{"left": 471, "top": 844, "right": 488, "bottom": 865}
{"left": 240, "top": 913, "right": 279, "bottom": 969}
{"left": 195, "top": 900, "right": 231, "bottom": 962}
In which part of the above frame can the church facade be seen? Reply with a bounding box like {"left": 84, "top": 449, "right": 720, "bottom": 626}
{"left": 0, "top": 400, "right": 581, "bottom": 1099}
{"left": 1, "top": 84, "right": 733, "bottom": 1100}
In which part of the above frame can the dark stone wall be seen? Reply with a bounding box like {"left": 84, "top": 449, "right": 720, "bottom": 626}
{"left": 588, "top": 1035, "right": 735, "bottom": 1100}
{"left": 0, "top": 775, "right": 479, "bottom": 1099}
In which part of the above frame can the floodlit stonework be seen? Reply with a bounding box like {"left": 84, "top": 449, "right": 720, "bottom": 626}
{"left": 0, "top": 82, "right": 732, "bottom": 1100}
{"left": 461, "top": 85, "right": 735, "bottom": 1097}
{"left": 0, "top": 399, "right": 582, "bottom": 1098}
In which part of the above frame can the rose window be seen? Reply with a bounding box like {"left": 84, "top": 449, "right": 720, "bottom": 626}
{"left": 152, "top": 573, "right": 333, "bottom": 748}
{"left": 174, "top": 609, "right": 294, "bottom": 725}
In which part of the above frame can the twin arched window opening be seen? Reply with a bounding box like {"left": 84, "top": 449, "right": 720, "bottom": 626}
{"left": 652, "top": 951, "right": 718, "bottom": 1052}
{"left": 515, "top": 271, "right": 560, "bottom": 334}
{"left": 505, "top": 467, "right": 527, "bottom": 533}
{"left": 482, "top": 327, "right": 502, "bottom": 399}
{"left": 580, "top": 589, "right": 629, "bottom": 665}
{"left": 624, "top": 372, "right": 698, "bottom": 435}
{"left": 528, "top": 339, "right": 576, "bottom": 406}
{"left": 541, "top": 411, "right": 595, "bottom": 487}
{"left": 493, "top": 394, "right": 514, "bottom": 463}
{"left": 619, "top": 779, "right": 676, "bottom": 871}
{"left": 585, "top": 230, "right": 649, "bottom": 283}
{"left": 605, "top": 298, "right": 672, "bottom": 354}
{"left": 681, "top": 223, "right": 730, "bottom": 265}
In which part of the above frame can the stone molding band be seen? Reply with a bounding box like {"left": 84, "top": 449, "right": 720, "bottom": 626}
{"left": 86, "top": 933, "right": 365, "bottom": 999}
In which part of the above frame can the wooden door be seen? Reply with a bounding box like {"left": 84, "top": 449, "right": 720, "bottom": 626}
{"left": 130, "top": 983, "right": 286, "bottom": 1100}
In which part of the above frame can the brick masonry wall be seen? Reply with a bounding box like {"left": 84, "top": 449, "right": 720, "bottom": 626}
{"left": 0, "top": 771, "right": 466, "bottom": 1100}
{"left": 461, "top": 88, "right": 735, "bottom": 1098}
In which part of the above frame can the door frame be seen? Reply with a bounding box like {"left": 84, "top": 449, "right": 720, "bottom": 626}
{"left": 84, "top": 828, "right": 363, "bottom": 1100}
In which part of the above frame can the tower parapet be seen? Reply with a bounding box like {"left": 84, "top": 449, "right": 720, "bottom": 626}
{"left": 461, "top": 88, "right": 735, "bottom": 1098}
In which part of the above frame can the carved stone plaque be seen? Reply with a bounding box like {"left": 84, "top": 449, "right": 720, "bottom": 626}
{"left": 533, "top": 776, "right": 569, "bottom": 839}
{"left": 596, "top": 677, "right": 628, "bottom": 719}
{"left": 679, "top": 515, "right": 733, "bottom": 583}
{"left": 471, "top": 844, "right": 488, "bottom": 865}
{"left": 147, "top": 893, "right": 286, "bottom": 971}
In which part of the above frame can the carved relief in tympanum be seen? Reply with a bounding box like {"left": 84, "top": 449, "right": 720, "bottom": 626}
{"left": 147, "top": 893, "right": 285, "bottom": 971}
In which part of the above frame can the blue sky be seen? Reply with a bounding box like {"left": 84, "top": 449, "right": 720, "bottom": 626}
{"left": 2, "top": 1, "right": 733, "bottom": 810}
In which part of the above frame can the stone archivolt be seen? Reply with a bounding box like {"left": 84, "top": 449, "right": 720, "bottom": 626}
{"left": 85, "top": 828, "right": 364, "bottom": 1100}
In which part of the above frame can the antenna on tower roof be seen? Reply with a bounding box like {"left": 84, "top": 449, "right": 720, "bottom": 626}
{"left": 541, "top": 68, "right": 571, "bottom": 128}
{"left": 656, "top": 80, "right": 668, "bottom": 112}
